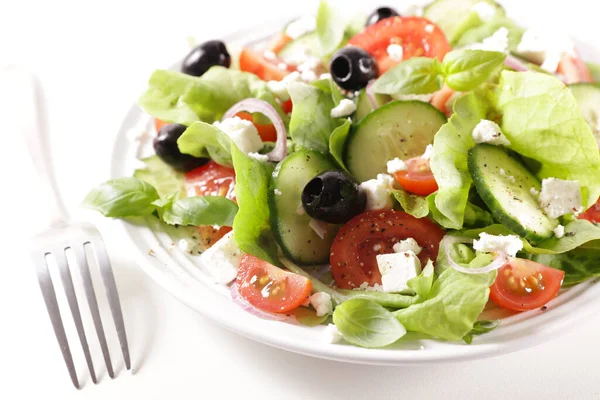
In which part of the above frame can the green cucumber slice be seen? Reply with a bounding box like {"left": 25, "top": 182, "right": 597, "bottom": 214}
{"left": 468, "top": 144, "right": 558, "bottom": 242}
{"left": 277, "top": 32, "right": 318, "bottom": 64}
{"left": 345, "top": 100, "right": 446, "bottom": 182}
{"left": 269, "top": 150, "right": 339, "bottom": 265}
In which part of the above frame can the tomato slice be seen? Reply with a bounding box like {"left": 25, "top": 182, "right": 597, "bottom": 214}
{"left": 558, "top": 53, "right": 593, "bottom": 84}
{"left": 184, "top": 161, "right": 236, "bottom": 200}
{"left": 239, "top": 48, "right": 295, "bottom": 81}
{"left": 154, "top": 118, "right": 169, "bottom": 132}
{"left": 235, "top": 111, "right": 278, "bottom": 142}
{"left": 490, "top": 258, "right": 565, "bottom": 312}
{"left": 579, "top": 198, "right": 600, "bottom": 223}
{"left": 430, "top": 84, "right": 456, "bottom": 116}
{"left": 281, "top": 98, "right": 293, "bottom": 114}
{"left": 236, "top": 254, "right": 313, "bottom": 313}
{"left": 394, "top": 157, "right": 438, "bottom": 196}
{"left": 330, "top": 210, "right": 446, "bottom": 289}
{"left": 348, "top": 16, "right": 450, "bottom": 75}
{"left": 268, "top": 33, "right": 293, "bottom": 54}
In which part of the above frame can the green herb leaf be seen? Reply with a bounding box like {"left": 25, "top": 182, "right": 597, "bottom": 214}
{"left": 407, "top": 260, "right": 435, "bottom": 299}
{"left": 329, "top": 119, "right": 351, "bottom": 171}
{"left": 177, "top": 121, "right": 233, "bottom": 167}
{"left": 463, "top": 320, "right": 500, "bottom": 344}
{"left": 333, "top": 298, "right": 407, "bottom": 348}
{"left": 82, "top": 177, "right": 159, "bottom": 218}
{"left": 391, "top": 189, "right": 429, "bottom": 219}
{"left": 133, "top": 155, "right": 185, "bottom": 199}
{"left": 531, "top": 247, "right": 600, "bottom": 286}
{"left": 161, "top": 196, "right": 238, "bottom": 227}
{"left": 372, "top": 57, "right": 443, "bottom": 96}
{"left": 443, "top": 49, "right": 506, "bottom": 91}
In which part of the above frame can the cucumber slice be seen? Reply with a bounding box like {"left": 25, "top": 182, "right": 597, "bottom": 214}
{"left": 354, "top": 90, "right": 391, "bottom": 122}
{"left": 569, "top": 83, "right": 600, "bottom": 144}
{"left": 424, "top": 0, "right": 505, "bottom": 43}
{"left": 277, "top": 32, "right": 318, "bottom": 64}
{"left": 269, "top": 150, "right": 339, "bottom": 265}
{"left": 345, "top": 100, "right": 447, "bottom": 182}
{"left": 468, "top": 144, "right": 558, "bottom": 242}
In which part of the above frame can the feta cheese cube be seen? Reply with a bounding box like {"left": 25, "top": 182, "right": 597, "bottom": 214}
{"left": 213, "top": 117, "right": 263, "bottom": 154}
{"left": 198, "top": 231, "right": 243, "bottom": 284}
{"left": 359, "top": 174, "right": 395, "bottom": 210}
{"left": 473, "top": 233, "right": 523, "bottom": 256}
{"left": 539, "top": 178, "right": 582, "bottom": 218}
{"left": 472, "top": 119, "right": 511, "bottom": 146}
{"left": 376, "top": 251, "right": 422, "bottom": 293}
{"left": 471, "top": 27, "right": 509, "bottom": 53}
{"left": 266, "top": 71, "right": 302, "bottom": 101}
{"left": 553, "top": 224, "right": 565, "bottom": 238}
{"left": 421, "top": 144, "right": 433, "bottom": 161}
{"left": 323, "top": 323, "right": 344, "bottom": 344}
{"left": 387, "top": 44, "right": 404, "bottom": 62}
{"left": 393, "top": 238, "right": 422, "bottom": 255}
{"left": 330, "top": 99, "right": 357, "bottom": 118}
{"left": 310, "top": 292, "right": 333, "bottom": 316}
{"left": 471, "top": 1, "right": 497, "bottom": 22}
{"left": 387, "top": 158, "right": 408, "bottom": 174}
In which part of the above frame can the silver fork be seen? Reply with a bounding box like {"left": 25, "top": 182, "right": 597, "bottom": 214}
{"left": 7, "top": 66, "right": 131, "bottom": 389}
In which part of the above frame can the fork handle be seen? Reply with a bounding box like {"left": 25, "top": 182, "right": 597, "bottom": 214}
{"left": 12, "top": 67, "right": 69, "bottom": 224}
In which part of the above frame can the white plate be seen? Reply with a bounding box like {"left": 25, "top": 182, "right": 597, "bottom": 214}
{"left": 109, "top": 17, "right": 600, "bottom": 366}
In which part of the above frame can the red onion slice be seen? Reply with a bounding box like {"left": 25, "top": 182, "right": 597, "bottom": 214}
{"left": 223, "top": 99, "right": 288, "bottom": 162}
{"left": 229, "top": 283, "right": 298, "bottom": 324}
{"left": 365, "top": 80, "right": 379, "bottom": 110}
{"left": 441, "top": 235, "right": 508, "bottom": 275}
{"left": 504, "top": 55, "right": 530, "bottom": 72}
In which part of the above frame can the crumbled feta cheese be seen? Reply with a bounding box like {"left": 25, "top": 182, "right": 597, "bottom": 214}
{"left": 178, "top": 239, "right": 199, "bottom": 255}
{"left": 273, "top": 188, "right": 283, "bottom": 196}
{"left": 355, "top": 282, "right": 384, "bottom": 292}
{"left": 516, "top": 28, "right": 575, "bottom": 73}
{"left": 421, "top": 144, "right": 433, "bottom": 161}
{"left": 471, "top": 27, "right": 509, "bottom": 53}
{"left": 285, "top": 15, "right": 316, "bottom": 39}
{"left": 394, "top": 93, "right": 434, "bottom": 102}
{"left": 387, "top": 158, "right": 408, "bottom": 174}
{"left": 310, "top": 292, "right": 333, "bottom": 316}
{"left": 300, "top": 69, "right": 318, "bottom": 82}
{"left": 553, "top": 224, "right": 565, "bottom": 238}
{"left": 248, "top": 152, "right": 269, "bottom": 162}
{"left": 473, "top": 233, "right": 523, "bottom": 256}
{"left": 376, "top": 251, "right": 422, "bottom": 293}
{"left": 471, "top": 1, "right": 497, "bottom": 21}
{"left": 393, "top": 238, "right": 422, "bottom": 255}
{"left": 399, "top": 3, "right": 423, "bottom": 17}
{"left": 387, "top": 44, "right": 404, "bottom": 62}
{"left": 330, "top": 99, "right": 357, "bottom": 118}
{"left": 213, "top": 117, "right": 263, "bottom": 154}
{"left": 530, "top": 187, "right": 540, "bottom": 197}
{"left": 297, "top": 56, "right": 324, "bottom": 83}
{"left": 499, "top": 168, "right": 506, "bottom": 176}
{"left": 319, "top": 73, "right": 332, "bottom": 80}
{"left": 472, "top": 119, "right": 511, "bottom": 146}
{"left": 359, "top": 174, "right": 395, "bottom": 210}
{"left": 424, "top": 24, "right": 435, "bottom": 33}
{"left": 539, "top": 178, "right": 582, "bottom": 218}
{"left": 198, "top": 231, "right": 243, "bottom": 284}
{"left": 266, "top": 71, "right": 302, "bottom": 101}
{"left": 309, "top": 218, "right": 329, "bottom": 239}
{"left": 323, "top": 323, "right": 344, "bottom": 344}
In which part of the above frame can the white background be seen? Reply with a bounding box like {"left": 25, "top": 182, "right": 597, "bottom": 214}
{"left": 2, "top": 0, "right": 600, "bottom": 399}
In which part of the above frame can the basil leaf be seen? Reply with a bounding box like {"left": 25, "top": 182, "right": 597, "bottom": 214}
{"left": 463, "top": 320, "right": 500, "bottom": 344}
{"left": 161, "top": 196, "right": 238, "bottom": 227}
{"left": 134, "top": 155, "right": 185, "bottom": 199}
{"left": 82, "top": 177, "right": 159, "bottom": 217}
{"left": 391, "top": 189, "right": 429, "bottom": 219}
{"left": 329, "top": 119, "right": 351, "bottom": 171}
{"left": 372, "top": 58, "right": 443, "bottom": 96}
{"left": 333, "top": 298, "right": 407, "bottom": 348}
{"left": 316, "top": 0, "right": 346, "bottom": 57}
{"left": 442, "top": 49, "right": 506, "bottom": 91}
{"left": 177, "top": 121, "right": 233, "bottom": 167}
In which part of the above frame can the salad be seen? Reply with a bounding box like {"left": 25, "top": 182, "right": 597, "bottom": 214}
{"left": 84, "top": 0, "right": 600, "bottom": 348}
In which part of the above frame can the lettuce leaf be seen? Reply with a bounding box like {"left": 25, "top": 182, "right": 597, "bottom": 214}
{"left": 391, "top": 189, "right": 429, "bottom": 219}
{"left": 315, "top": 0, "right": 347, "bottom": 57}
{"left": 177, "top": 121, "right": 233, "bottom": 167}
{"left": 138, "top": 67, "right": 285, "bottom": 126}
{"left": 455, "top": 16, "right": 524, "bottom": 52}
{"left": 133, "top": 156, "right": 185, "bottom": 199}
{"left": 530, "top": 247, "right": 600, "bottom": 286}
{"left": 495, "top": 71, "right": 600, "bottom": 208}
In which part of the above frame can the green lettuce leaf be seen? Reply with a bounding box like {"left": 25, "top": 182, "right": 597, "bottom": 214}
{"left": 495, "top": 71, "right": 600, "bottom": 208}
{"left": 160, "top": 196, "right": 238, "bottom": 226}
{"left": 443, "top": 50, "right": 506, "bottom": 91}
{"left": 333, "top": 298, "right": 407, "bottom": 348}
{"left": 138, "top": 67, "right": 285, "bottom": 126}
{"left": 315, "top": 0, "right": 346, "bottom": 57}
{"left": 586, "top": 63, "right": 600, "bottom": 82}
{"left": 463, "top": 320, "right": 500, "bottom": 344}
{"left": 429, "top": 92, "right": 490, "bottom": 229}
{"left": 372, "top": 58, "right": 443, "bottom": 96}
{"left": 455, "top": 16, "right": 524, "bottom": 52}
{"left": 329, "top": 119, "right": 351, "bottom": 171}
{"left": 82, "top": 177, "right": 159, "bottom": 217}
{"left": 133, "top": 155, "right": 185, "bottom": 199}
{"left": 288, "top": 82, "right": 343, "bottom": 153}
{"left": 177, "top": 121, "right": 233, "bottom": 167}
{"left": 231, "top": 145, "right": 279, "bottom": 265}
{"left": 530, "top": 247, "right": 600, "bottom": 286}
{"left": 391, "top": 189, "right": 429, "bottom": 219}
{"left": 407, "top": 260, "right": 435, "bottom": 298}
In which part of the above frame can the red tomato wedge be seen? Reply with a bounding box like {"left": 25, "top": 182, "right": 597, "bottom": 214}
{"left": 579, "top": 198, "right": 600, "bottom": 223}
{"left": 236, "top": 254, "right": 313, "bottom": 313}
{"left": 281, "top": 98, "right": 293, "bottom": 114}
{"left": 394, "top": 157, "right": 438, "bottom": 196}
{"left": 154, "top": 118, "right": 169, "bottom": 132}
{"left": 490, "top": 258, "right": 565, "bottom": 312}
{"left": 348, "top": 16, "right": 450, "bottom": 75}
{"left": 430, "top": 84, "right": 456, "bottom": 116}
{"left": 268, "top": 33, "right": 293, "bottom": 54}
{"left": 558, "top": 53, "right": 593, "bottom": 84}
{"left": 235, "top": 111, "right": 278, "bottom": 142}
{"left": 239, "top": 48, "right": 295, "bottom": 81}
{"left": 330, "top": 210, "right": 446, "bottom": 289}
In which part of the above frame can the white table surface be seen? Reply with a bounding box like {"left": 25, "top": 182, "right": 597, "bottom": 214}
{"left": 2, "top": 0, "right": 600, "bottom": 398}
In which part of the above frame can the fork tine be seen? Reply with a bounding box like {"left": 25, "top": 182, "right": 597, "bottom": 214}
{"left": 33, "top": 252, "right": 80, "bottom": 389}
{"left": 88, "top": 238, "right": 131, "bottom": 371}
{"left": 74, "top": 246, "right": 115, "bottom": 379}
{"left": 54, "top": 248, "right": 97, "bottom": 384}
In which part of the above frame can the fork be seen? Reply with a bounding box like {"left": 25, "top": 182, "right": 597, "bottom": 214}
{"left": 8, "top": 66, "right": 131, "bottom": 389}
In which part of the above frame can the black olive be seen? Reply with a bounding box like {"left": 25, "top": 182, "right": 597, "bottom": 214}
{"left": 366, "top": 7, "right": 400, "bottom": 26}
{"left": 181, "top": 40, "right": 231, "bottom": 77}
{"left": 153, "top": 123, "right": 209, "bottom": 172}
{"left": 301, "top": 171, "right": 366, "bottom": 224}
{"left": 330, "top": 46, "right": 379, "bottom": 92}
